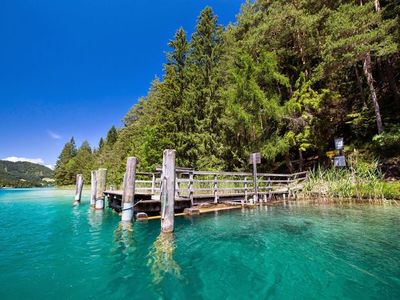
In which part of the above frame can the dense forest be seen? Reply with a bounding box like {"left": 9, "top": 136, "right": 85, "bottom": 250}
{"left": 0, "top": 160, "right": 54, "bottom": 188}
{"left": 55, "top": 0, "right": 400, "bottom": 186}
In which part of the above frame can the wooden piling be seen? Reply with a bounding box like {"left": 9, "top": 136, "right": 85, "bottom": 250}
{"left": 161, "top": 149, "right": 176, "bottom": 233}
{"left": 74, "top": 174, "right": 84, "bottom": 205}
{"left": 95, "top": 168, "right": 107, "bottom": 209}
{"left": 121, "top": 157, "right": 137, "bottom": 222}
{"left": 90, "top": 171, "right": 97, "bottom": 207}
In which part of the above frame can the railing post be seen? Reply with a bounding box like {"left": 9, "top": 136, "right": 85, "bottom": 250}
{"left": 151, "top": 173, "right": 156, "bottom": 195}
{"left": 121, "top": 157, "right": 137, "bottom": 222}
{"left": 253, "top": 162, "right": 259, "bottom": 203}
{"left": 161, "top": 149, "right": 176, "bottom": 233}
{"left": 95, "top": 168, "right": 107, "bottom": 209}
{"left": 90, "top": 171, "right": 97, "bottom": 207}
{"left": 213, "top": 175, "right": 218, "bottom": 204}
{"left": 74, "top": 174, "right": 84, "bottom": 205}
{"left": 268, "top": 176, "right": 272, "bottom": 201}
{"left": 175, "top": 173, "right": 180, "bottom": 199}
{"left": 244, "top": 176, "right": 248, "bottom": 203}
{"left": 287, "top": 176, "right": 291, "bottom": 199}
{"left": 189, "top": 172, "right": 194, "bottom": 207}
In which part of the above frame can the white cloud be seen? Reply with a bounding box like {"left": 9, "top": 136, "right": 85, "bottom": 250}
{"left": 45, "top": 164, "right": 55, "bottom": 170}
{"left": 3, "top": 156, "right": 45, "bottom": 164}
{"left": 47, "top": 130, "right": 61, "bottom": 140}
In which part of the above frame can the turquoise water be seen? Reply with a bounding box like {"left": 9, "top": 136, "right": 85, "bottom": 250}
{"left": 0, "top": 189, "right": 400, "bottom": 299}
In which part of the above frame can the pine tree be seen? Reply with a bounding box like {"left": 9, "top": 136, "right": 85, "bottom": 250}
{"left": 54, "top": 137, "right": 77, "bottom": 185}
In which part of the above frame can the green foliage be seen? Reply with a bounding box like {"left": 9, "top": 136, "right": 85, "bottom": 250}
{"left": 0, "top": 161, "right": 54, "bottom": 188}
{"left": 372, "top": 125, "right": 400, "bottom": 156}
{"left": 54, "top": 1, "right": 400, "bottom": 185}
{"left": 304, "top": 154, "right": 400, "bottom": 200}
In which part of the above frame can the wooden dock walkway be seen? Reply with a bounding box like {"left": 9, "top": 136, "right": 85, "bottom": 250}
{"left": 72, "top": 149, "right": 309, "bottom": 232}
{"left": 103, "top": 169, "right": 307, "bottom": 215}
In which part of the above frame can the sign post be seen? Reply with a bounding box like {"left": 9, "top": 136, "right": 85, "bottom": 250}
{"left": 333, "top": 137, "right": 346, "bottom": 167}
{"left": 249, "top": 153, "right": 261, "bottom": 204}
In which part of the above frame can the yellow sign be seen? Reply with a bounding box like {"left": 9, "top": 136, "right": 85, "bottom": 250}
{"left": 326, "top": 151, "right": 336, "bottom": 158}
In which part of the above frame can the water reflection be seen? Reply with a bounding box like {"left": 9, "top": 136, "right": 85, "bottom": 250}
{"left": 87, "top": 208, "right": 104, "bottom": 229}
{"left": 147, "top": 232, "right": 181, "bottom": 284}
{"left": 71, "top": 205, "right": 81, "bottom": 236}
{"left": 114, "top": 221, "right": 134, "bottom": 250}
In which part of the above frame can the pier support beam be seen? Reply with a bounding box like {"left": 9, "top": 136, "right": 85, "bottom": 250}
{"left": 74, "top": 174, "right": 84, "bottom": 205}
{"left": 161, "top": 149, "right": 176, "bottom": 233}
{"left": 121, "top": 157, "right": 137, "bottom": 222}
{"left": 95, "top": 168, "right": 107, "bottom": 209}
{"left": 90, "top": 171, "right": 97, "bottom": 207}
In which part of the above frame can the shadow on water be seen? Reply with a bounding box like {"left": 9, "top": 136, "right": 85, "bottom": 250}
{"left": 281, "top": 220, "right": 314, "bottom": 235}
{"left": 147, "top": 232, "right": 182, "bottom": 285}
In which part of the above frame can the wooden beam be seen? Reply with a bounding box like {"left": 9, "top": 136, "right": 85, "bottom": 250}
{"left": 121, "top": 157, "right": 137, "bottom": 222}
{"left": 161, "top": 149, "right": 176, "bottom": 233}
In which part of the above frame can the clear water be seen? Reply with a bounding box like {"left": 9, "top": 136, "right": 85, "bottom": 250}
{"left": 0, "top": 188, "right": 400, "bottom": 300}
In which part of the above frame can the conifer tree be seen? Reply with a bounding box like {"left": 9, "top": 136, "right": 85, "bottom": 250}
{"left": 54, "top": 137, "right": 77, "bottom": 185}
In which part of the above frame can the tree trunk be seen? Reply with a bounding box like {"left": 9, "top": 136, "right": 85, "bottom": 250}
{"left": 354, "top": 65, "right": 366, "bottom": 106}
{"left": 374, "top": 0, "right": 381, "bottom": 11}
{"left": 285, "top": 152, "right": 294, "bottom": 173}
{"left": 363, "top": 53, "right": 384, "bottom": 134}
{"left": 298, "top": 149, "right": 304, "bottom": 172}
{"left": 384, "top": 58, "right": 400, "bottom": 102}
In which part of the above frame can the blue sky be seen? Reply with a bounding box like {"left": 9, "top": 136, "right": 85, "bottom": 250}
{"left": 0, "top": 0, "right": 243, "bottom": 168}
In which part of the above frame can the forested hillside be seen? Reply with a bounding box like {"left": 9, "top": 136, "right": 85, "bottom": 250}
{"left": 0, "top": 161, "right": 54, "bottom": 188}
{"left": 55, "top": 0, "right": 400, "bottom": 186}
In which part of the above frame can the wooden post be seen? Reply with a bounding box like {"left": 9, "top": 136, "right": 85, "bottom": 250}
{"left": 244, "top": 176, "right": 248, "bottom": 203}
{"left": 151, "top": 173, "right": 156, "bottom": 195}
{"left": 90, "top": 171, "right": 97, "bottom": 207}
{"left": 121, "top": 157, "right": 137, "bottom": 222}
{"left": 213, "top": 175, "right": 218, "bottom": 204}
{"left": 252, "top": 161, "right": 259, "bottom": 203}
{"left": 175, "top": 174, "right": 180, "bottom": 199}
{"left": 74, "top": 174, "right": 84, "bottom": 205}
{"left": 95, "top": 168, "right": 107, "bottom": 209}
{"left": 189, "top": 172, "right": 194, "bottom": 207}
{"left": 287, "top": 176, "right": 291, "bottom": 199}
{"left": 161, "top": 149, "right": 176, "bottom": 233}
{"left": 268, "top": 176, "right": 272, "bottom": 201}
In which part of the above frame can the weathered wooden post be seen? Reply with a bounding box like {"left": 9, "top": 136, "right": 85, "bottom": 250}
{"left": 161, "top": 149, "right": 176, "bottom": 233}
{"left": 249, "top": 153, "right": 261, "bottom": 204}
{"left": 121, "top": 157, "right": 137, "bottom": 222}
{"left": 287, "top": 176, "right": 291, "bottom": 199}
{"left": 151, "top": 173, "right": 156, "bottom": 195}
{"left": 244, "top": 176, "right": 248, "bottom": 203}
{"left": 90, "top": 171, "right": 97, "bottom": 207}
{"left": 268, "top": 176, "right": 272, "bottom": 200}
{"left": 95, "top": 168, "right": 107, "bottom": 209}
{"left": 213, "top": 175, "right": 218, "bottom": 204}
{"left": 73, "top": 174, "right": 84, "bottom": 205}
{"left": 189, "top": 171, "right": 194, "bottom": 207}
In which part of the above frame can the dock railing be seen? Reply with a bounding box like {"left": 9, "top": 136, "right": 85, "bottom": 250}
{"left": 133, "top": 168, "right": 308, "bottom": 203}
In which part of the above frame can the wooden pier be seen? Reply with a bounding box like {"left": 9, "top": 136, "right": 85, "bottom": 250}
{"left": 103, "top": 168, "right": 307, "bottom": 215}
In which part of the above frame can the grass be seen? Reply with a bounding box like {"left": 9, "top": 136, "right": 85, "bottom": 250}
{"left": 303, "top": 156, "right": 400, "bottom": 200}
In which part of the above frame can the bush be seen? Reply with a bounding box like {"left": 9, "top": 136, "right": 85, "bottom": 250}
{"left": 372, "top": 125, "right": 400, "bottom": 156}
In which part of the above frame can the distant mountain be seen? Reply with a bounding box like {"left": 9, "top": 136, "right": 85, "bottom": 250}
{"left": 0, "top": 160, "right": 54, "bottom": 188}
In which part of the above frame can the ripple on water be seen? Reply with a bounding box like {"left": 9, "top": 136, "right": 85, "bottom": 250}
{"left": 0, "top": 189, "right": 400, "bottom": 299}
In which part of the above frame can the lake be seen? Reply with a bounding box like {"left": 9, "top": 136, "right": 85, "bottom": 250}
{"left": 0, "top": 188, "right": 399, "bottom": 299}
